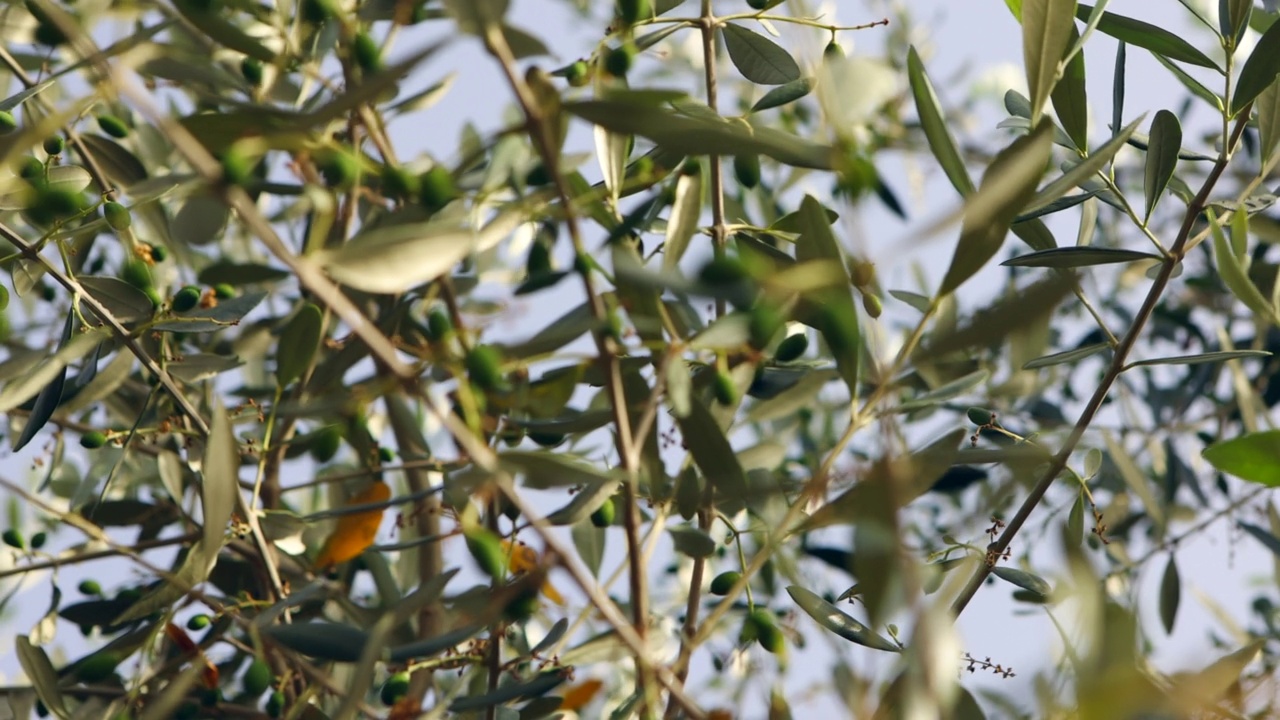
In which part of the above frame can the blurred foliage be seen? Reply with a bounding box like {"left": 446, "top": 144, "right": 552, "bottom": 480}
{"left": 5, "top": 0, "right": 1280, "bottom": 718}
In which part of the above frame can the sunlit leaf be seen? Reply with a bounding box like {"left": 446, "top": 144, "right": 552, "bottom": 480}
{"left": 315, "top": 222, "right": 477, "bottom": 295}
{"left": 907, "top": 46, "right": 975, "bottom": 196}
{"left": 1022, "top": 0, "right": 1078, "bottom": 124}
{"left": 662, "top": 171, "right": 703, "bottom": 270}
{"left": 16, "top": 637, "right": 69, "bottom": 720}
{"left": 1203, "top": 430, "right": 1280, "bottom": 486}
{"left": 1052, "top": 24, "right": 1088, "bottom": 149}
{"left": 1209, "top": 208, "right": 1280, "bottom": 324}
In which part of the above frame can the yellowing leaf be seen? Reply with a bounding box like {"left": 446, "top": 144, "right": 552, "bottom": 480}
{"left": 559, "top": 678, "right": 603, "bottom": 711}
{"left": 502, "top": 539, "right": 565, "bottom": 606}
{"left": 314, "top": 482, "right": 391, "bottom": 569}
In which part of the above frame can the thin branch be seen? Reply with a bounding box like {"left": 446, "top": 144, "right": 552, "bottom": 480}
{"left": 948, "top": 109, "right": 1253, "bottom": 619}
{"left": 477, "top": 22, "right": 656, "bottom": 711}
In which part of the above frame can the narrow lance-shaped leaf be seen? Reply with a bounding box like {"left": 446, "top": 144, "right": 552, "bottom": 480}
{"left": 907, "top": 46, "right": 975, "bottom": 196}
{"left": 1112, "top": 41, "right": 1126, "bottom": 139}
{"left": 662, "top": 171, "right": 702, "bottom": 271}
{"left": 720, "top": 23, "right": 801, "bottom": 85}
{"left": 1159, "top": 554, "right": 1180, "bottom": 634}
{"left": 1002, "top": 247, "right": 1159, "bottom": 268}
{"left": 1240, "top": 520, "right": 1280, "bottom": 556}
{"left": 1023, "top": 341, "right": 1110, "bottom": 369}
{"left": 1143, "top": 110, "right": 1181, "bottom": 220}
{"left": 795, "top": 195, "right": 860, "bottom": 394}
{"left": 992, "top": 566, "right": 1052, "bottom": 599}
{"left": 1204, "top": 430, "right": 1280, "bottom": 487}
{"left": 1125, "top": 350, "right": 1271, "bottom": 368}
{"left": 939, "top": 122, "right": 1053, "bottom": 296}
{"left": 595, "top": 125, "right": 629, "bottom": 208}
{"left": 1233, "top": 18, "right": 1280, "bottom": 116}
{"left": 16, "top": 637, "right": 69, "bottom": 720}
{"left": 203, "top": 402, "right": 238, "bottom": 562}
{"left": 1023, "top": 0, "right": 1079, "bottom": 125}
{"left": 316, "top": 222, "right": 478, "bottom": 295}
{"left": 1021, "top": 116, "right": 1143, "bottom": 217}
{"left": 1052, "top": 23, "right": 1089, "bottom": 149}
{"left": 276, "top": 303, "right": 323, "bottom": 388}
{"left": 1077, "top": 3, "right": 1220, "bottom": 69}
{"left": 1257, "top": 81, "right": 1280, "bottom": 171}
{"left": 1209, "top": 207, "right": 1280, "bottom": 324}
{"left": 1152, "top": 53, "right": 1224, "bottom": 111}
{"left": 1221, "top": 0, "right": 1252, "bottom": 49}
{"left": 751, "top": 77, "right": 813, "bottom": 112}
{"left": 786, "top": 585, "right": 900, "bottom": 652}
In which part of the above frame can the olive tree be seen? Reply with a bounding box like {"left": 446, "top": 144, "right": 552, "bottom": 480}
{"left": 3, "top": 0, "right": 1280, "bottom": 718}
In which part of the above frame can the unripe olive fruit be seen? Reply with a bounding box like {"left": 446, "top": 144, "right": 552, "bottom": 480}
{"left": 733, "top": 154, "right": 761, "bottom": 189}
{"left": 465, "top": 345, "right": 505, "bottom": 391}
{"left": 102, "top": 201, "right": 131, "bottom": 231}
{"left": 380, "top": 672, "right": 410, "bottom": 706}
{"left": 712, "top": 370, "right": 738, "bottom": 406}
{"left": 380, "top": 165, "right": 419, "bottom": 200}
{"left": 242, "top": 659, "right": 272, "bottom": 696}
{"left": 241, "top": 57, "right": 264, "bottom": 86}
{"left": 418, "top": 166, "right": 457, "bottom": 211}
{"left": 591, "top": 498, "right": 616, "bottom": 528}
{"left": 565, "top": 60, "right": 590, "bottom": 87}
{"left": 96, "top": 114, "right": 129, "bottom": 139}
{"left": 309, "top": 425, "right": 343, "bottom": 463}
{"left": 464, "top": 528, "right": 505, "bottom": 580}
{"left": 774, "top": 333, "right": 808, "bottom": 362}
{"left": 80, "top": 430, "right": 108, "bottom": 449}
{"left": 709, "top": 571, "right": 741, "bottom": 596}
{"left": 120, "top": 260, "right": 152, "bottom": 290}
{"left": 352, "top": 32, "right": 382, "bottom": 72}
{"left": 603, "top": 44, "right": 634, "bottom": 78}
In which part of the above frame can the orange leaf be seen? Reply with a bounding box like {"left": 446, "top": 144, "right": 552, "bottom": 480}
{"left": 559, "top": 678, "right": 603, "bottom": 711}
{"left": 501, "top": 539, "right": 565, "bottom": 606}
{"left": 315, "top": 481, "right": 391, "bottom": 569}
